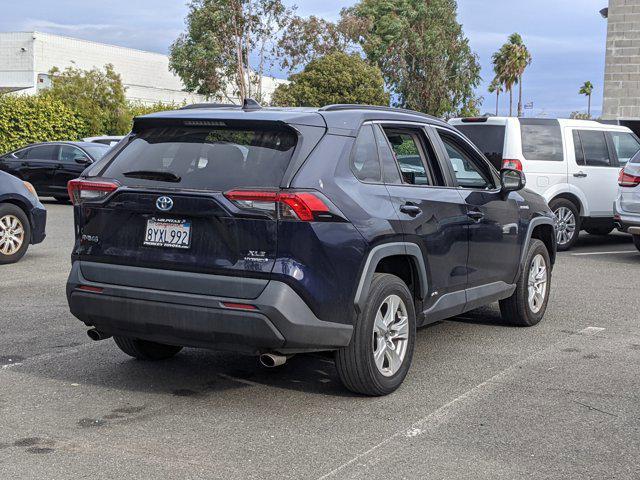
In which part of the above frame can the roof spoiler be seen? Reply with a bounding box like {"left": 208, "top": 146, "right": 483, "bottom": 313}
{"left": 179, "top": 98, "right": 263, "bottom": 112}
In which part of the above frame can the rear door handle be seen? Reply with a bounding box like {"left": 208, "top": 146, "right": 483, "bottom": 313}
{"left": 573, "top": 171, "right": 588, "bottom": 178}
{"left": 400, "top": 204, "right": 422, "bottom": 217}
{"left": 467, "top": 210, "right": 484, "bottom": 221}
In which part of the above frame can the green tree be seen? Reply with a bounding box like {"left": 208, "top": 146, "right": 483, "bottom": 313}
{"left": 0, "top": 95, "right": 85, "bottom": 153}
{"left": 43, "top": 64, "right": 129, "bottom": 136}
{"left": 570, "top": 111, "right": 591, "bottom": 120}
{"left": 278, "top": 15, "right": 353, "bottom": 73}
{"left": 170, "top": 0, "right": 292, "bottom": 103}
{"left": 270, "top": 52, "right": 389, "bottom": 107}
{"left": 579, "top": 81, "right": 594, "bottom": 117}
{"left": 492, "top": 33, "right": 531, "bottom": 117}
{"left": 342, "top": 0, "right": 481, "bottom": 117}
{"left": 488, "top": 77, "right": 503, "bottom": 116}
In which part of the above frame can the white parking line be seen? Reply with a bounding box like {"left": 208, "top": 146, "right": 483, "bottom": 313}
{"left": 571, "top": 250, "right": 637, "bottom": 256}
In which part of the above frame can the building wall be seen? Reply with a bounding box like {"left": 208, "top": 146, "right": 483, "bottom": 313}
{"left": 0, "top": 32, "right": 286, "bottom": 105}
{"left": 603, "top": 0, "right": 640, "bottom": 119}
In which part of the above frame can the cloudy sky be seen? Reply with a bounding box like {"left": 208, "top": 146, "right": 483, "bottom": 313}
{"left": 0, "top": 0, "right": 609, "bottom": 117}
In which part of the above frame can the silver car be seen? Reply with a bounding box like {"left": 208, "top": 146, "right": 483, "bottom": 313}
{"left": 615, "top": 151, "right": 640, "bottom": 251}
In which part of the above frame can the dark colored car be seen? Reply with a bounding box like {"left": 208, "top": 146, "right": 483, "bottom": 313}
{"left": 0, "top": 171, "right": 46, "bottom": 264}
{"left": 0, "top": 142, "right": 110, "bottom": 201}
{"left": 66, "top": 103, "right": 556, "bottom": 395}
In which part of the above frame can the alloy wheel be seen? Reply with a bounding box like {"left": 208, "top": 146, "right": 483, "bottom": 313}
{"left": 0, "top": 215, "right": 25, "bottom": 256}
{"left": 554, "top": 206, "right": 576, "bottom": 246}
{"left": 527, "top": 253, "right": 548, "bottom": 313}
{"left": 372, "top": 294, "right": 409, "bottom": 377}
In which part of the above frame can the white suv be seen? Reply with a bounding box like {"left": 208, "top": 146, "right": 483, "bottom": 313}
{"left": 449, "top": 117, "right": 640, "bottom": 250}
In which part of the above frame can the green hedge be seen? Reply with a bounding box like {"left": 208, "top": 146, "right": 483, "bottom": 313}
{"left": 0, "top": 95, "right": 85, "bottom": 154}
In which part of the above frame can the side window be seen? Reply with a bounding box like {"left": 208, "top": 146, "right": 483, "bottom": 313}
{"left": 350, "top": 124, "right": 382, "bottom": 183}
{"left": 438, "top": 132, "right": 494, "bottom": 189}
{"left": 610, "top": 131, "right": 640, "bottom": 166}
{"left": 572, "top": 130, "right": 585, "bottom": 165}
{"left": 26, "top": 145, "right": 58, "bottom": 160}
{"left": 373, "top": 125, "right": 402, "bottom": 184}
{"left": 578, "top": 130, "right": 611, "bottom": 167}
{"left": 59, "top": 145, "right": 86, "bottom": 164}
{"left": 11, "top": 148, "right": 29, "bottom": 160}
{"left": 520, "top": 121, "right": 564, "bottom": 161}
{"left": 383, "top": 129, "right": 432, "bottom": 185}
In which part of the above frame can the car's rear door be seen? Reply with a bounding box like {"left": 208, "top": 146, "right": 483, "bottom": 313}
{"left": 73, "top": 122, "right": 301, "bottom": 287}
{"left": 377, "top": 122, "right": 469, "bottom": 320}
{"left": 569, "top": 128, "right": 621, "bottom": 216}
{"left": 21, "top": 144, "right": 59, "bottom": 194}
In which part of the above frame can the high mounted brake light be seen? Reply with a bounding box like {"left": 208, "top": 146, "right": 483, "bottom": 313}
{"left": 67, "top": 179, "right": 119, "bottom": 205}
{"left": 224, "top": 190, "right": 332, "bottom": 222}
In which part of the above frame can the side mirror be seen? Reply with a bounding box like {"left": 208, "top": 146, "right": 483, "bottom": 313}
{"left": 74, "top": 156, "right": 91, "bottom": 165}
{"left": 500, "top": 168, "right": 526, "bottom": 193}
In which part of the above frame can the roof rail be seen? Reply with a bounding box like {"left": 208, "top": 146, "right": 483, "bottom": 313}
{"left": 319, "top": 104, "right": 440, "bottom": 121}
{"left": 179, "top": 103, "right": 239, "bottom": 110}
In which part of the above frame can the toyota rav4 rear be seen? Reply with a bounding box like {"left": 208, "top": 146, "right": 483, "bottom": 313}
{"left": 66, "top": 107, "right": 363, "bottom": 365}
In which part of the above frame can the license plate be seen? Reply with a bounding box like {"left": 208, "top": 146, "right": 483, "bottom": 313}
{"left": 143, "top": 218, "right": 191, "bottom": 249}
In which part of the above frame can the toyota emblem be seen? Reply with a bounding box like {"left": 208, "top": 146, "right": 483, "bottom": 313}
{"left": 156, "top": 196, "right": 174, "bottom": 211}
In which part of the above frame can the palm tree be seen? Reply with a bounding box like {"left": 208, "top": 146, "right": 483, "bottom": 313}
{"left": 579, "top": 81, "right": 594, "bottom": 117}
{"left": 492, "top": 33, "right": 532, "bottom": 117}
{"left": 488, "top": 77, "right": 503, "bottom": 116}
{"left": 508, "top": 33, "right": 532, "bottom": 117}
{"left": 492, "top": 46, "right": 517, "bottom": 116}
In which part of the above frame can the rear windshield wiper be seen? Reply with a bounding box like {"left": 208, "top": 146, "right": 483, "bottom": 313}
{"left": 122, "top": 170, "right": 181, "bottom": 182}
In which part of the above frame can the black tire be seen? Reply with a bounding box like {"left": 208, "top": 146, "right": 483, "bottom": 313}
{"left": 0, "top": 203, "right": 31, "bottom": 265}
{"left": 499, "top": 239, "right": 551, "bottom": 327}
{"left": 113, "top": 336, "right": 183, "bottom": 360}
{"left": 585, "top": 226, "right": 613, "bottom": 236}
{"left": 633, "top": 235, "right": 640, "bottom": 252}
{"left": 549, "top": 198, "right": 581, "bottom": 251}
{"left": 335, "top": 273, "right": 416, "bottom": 396}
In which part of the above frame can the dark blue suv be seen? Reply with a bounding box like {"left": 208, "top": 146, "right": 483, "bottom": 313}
{"left": 66, "top": 103, "right": 556, "bottom": 396}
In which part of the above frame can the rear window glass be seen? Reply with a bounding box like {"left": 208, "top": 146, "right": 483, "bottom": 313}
{"left": 631, "top": 150, "right": 640, "bottom": 164}
{"left": 100, "top": 126, "right": 297, "bottom": 190}
{"left": 520, "top": 121, "right": 563, "bottom": 161}
{"left": 454, "top": 125, "right": 505, "bottom": 169}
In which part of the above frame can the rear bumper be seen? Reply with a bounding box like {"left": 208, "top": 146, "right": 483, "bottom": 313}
{"left": 613, "top": 200, "right": 640, "bottom": 232}
{"left": 66, "top": 261, "right": 352, "bottom": 354}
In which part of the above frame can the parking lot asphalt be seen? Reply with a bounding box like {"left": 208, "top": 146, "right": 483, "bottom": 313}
{"left": 1, "top": 201, "right": 639, "bottom": 480}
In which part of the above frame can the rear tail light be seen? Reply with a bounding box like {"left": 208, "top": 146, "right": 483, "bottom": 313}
{"left": 502, "top": 159, "right": 523, "bottom": 171}
{"left": 224, "top": 190, "right": 337, "bottom": 222}
{"left": 67, "top": 179, "right": 119, "bottom": 204}
{"left": 618, "top": 169, "right": 640, "bottom": 187}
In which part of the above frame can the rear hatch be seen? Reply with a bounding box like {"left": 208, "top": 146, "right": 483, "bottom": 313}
{"left": 71, "top": 119, "right": 308, "bottom": 292}
{"left": 451, "top": 118, "right": 507, "bottom": 169}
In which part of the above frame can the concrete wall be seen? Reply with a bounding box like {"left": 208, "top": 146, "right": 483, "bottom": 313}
{"left": 0, "top": 32, "right": 286, "bottom": 104}
{"left": 603, "top": 0, "right": 640, "bottom": 119}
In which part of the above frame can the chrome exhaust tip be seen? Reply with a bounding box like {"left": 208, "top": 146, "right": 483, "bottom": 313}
{"left": 259, "top": 353, "right": 288, "bottom": 368}
{"left": 87, "top": 329, "right": 111, "bottom": 341}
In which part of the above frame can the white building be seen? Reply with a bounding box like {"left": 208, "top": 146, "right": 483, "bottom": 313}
{"left": 0, "top": 31, "right": 285, "bottom": 105}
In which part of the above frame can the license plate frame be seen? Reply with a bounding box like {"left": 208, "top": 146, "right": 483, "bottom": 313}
{"left": 143, "top": 217, "right": 192, "bottom": 249}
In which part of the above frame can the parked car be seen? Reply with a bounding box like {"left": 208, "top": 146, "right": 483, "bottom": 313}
{"left": 83, "top": 136, "right": 126, "bottom": 147}
{"left": 614, "top": 150, "right": 640, "bottom": 251}
{"left": 449, "top": 117, "right": 640, "bottom": 250}
{"left": 66, "top": 103, "right": 556, "bottom": 396}
{"left": 0, "top": 142, "right": 110, "bottom": 201}
{"left": 0, "top": 170, "right": 46, "bottom": 264}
